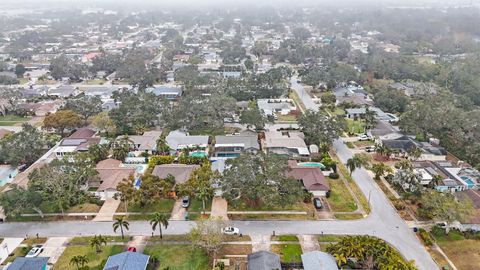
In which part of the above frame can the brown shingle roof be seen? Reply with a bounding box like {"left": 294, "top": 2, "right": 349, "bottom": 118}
{"left": 286, "top": 162, "right": 329, "bottom": 192}
{"left": 95, "top": 159, "right": 135, "bottom": 191}
{"left": 151, "top": 164, "right": 200, "bottom": 184}
{"left": 69, "top": 128, "right": 96, "bottom": 139}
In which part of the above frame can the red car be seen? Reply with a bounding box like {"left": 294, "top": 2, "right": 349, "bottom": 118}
{"left": 127, "top": 247, "right": 137, "bottom": 252}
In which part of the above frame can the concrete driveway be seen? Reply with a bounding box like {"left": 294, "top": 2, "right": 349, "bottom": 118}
{"left": 210, "top": 197, "right": 228, "bottom": 220}
{"left": 41, "top": 237, "right": 71, "bottom": 265}
{"left": 170, "top": 198, "right": 186, "bottom": 221}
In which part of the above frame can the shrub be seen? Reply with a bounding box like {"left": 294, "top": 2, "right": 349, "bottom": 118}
{"left": 303, "top": 191, "right": 313, "bottom": 203}
{"left": 178, "top": 156, "right": 208, "bottom": 165}
{"left": 392, "top": 199, "right": 405, "bottom": 210}
{"left": 346, "top": 142, "right": 355, "bottom": 148}
{"left": 148, "top": 155, "right": 174, "bottom": 168}
{"left": 329, "top": 172, "right": 339, "bottom": 179}
{"left": 418, "top": 228, "right": 433, "bottom": 246}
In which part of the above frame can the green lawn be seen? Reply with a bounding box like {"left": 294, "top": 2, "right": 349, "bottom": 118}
{"left": 118, "top": 199, "right": 175, "bottom": 214}
{"left": 271, "top": 244, "right": 303, "bottom": 263}
{"left": 2, "top": 246, "right": 30, "bottom": 264}
{"left": 0, "top": 115, "right": 29, "bottom": 126}
{"left": 272, "top": 235, "right": 299, "bottom": 241}
{"left": 345, "top": 119, "right": 365, "bottom": 134}
{"left": 54, "top": 245, "right": 125, "bottom": 270}
{"left": 435, "top": 237, "right": 480, "bottom": 270}
{"left": 189, "top": 198, "right": 212, "bottom": 212}
{"left": 228, "top": 201, "right": 310, "bottom": 212}
{"left": 276, "top": 114, "right": 298, "bottom": 122}
{"left": 326, "top": 179, "right": 357, "bottom": 212}
{"left": 85, "top": 79, "right": 106, "bottom": 85}
{"left": 69, "top": 236, "right": 129, "bottom": 245}
{"left": 144, "top": 245, "right": 209, "bottom": 270}
{"left": 318, "top": 234, "right": 346, "bottom": 242}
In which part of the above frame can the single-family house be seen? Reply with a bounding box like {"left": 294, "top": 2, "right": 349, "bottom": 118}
{"left": 247, "top": 251, "right": 281, "bottom": 270}
{"left": 301, "top": 251, "right": 339, "bottom": 270}
{"left": 345, "top": 107, "right": 392, "bottom": 122}
{"left": 92, "top": 159, "right": 136, "bottom": 200}
{"left": 103, "top": 251, "right": 150, "bottom": 270}
{"left": 165, "top": 130, "right": 209, "bottom": 155}
{"left": 151, "top": 164, "right": 200, "bottom": 185}
{"left": 146, "top": 85, "right": 183, "bottom": 100}
{"left": 7, "top": 257, "right": 49, "bottom": 270}
{"left": 214, "top": 132, "right": 259, "bottom": 158}
{"left": 19, "top": 100, "right": 63, "bottom": 117}
{"left": 286, "top": 161, "right": 330, "bottom": 196}
{"left": 47, "top": 85, "right": 80, "bottom": 98}
{"left": 116, "top": 131, "right": 162, "bottom": 155}
{"left": 54, "top": 128, "right": 100, "bottom": 159}
{"left": 381, "top": 135, "right": 447, "bottom": 161}
{"left": 257, "top": 98, "right": 296, "bottom": 117}
{"left": 263, "top": 130, "right": 309, "bottom": 157}
{"left": 83, "top": 86, "right": 118, "bottom": 101}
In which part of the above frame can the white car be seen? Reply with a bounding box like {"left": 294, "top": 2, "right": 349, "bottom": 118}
{"left": 222, "top": 226, "right": 240, "bottom": 235}
{"left": 25, "top": 245, "right": 44, "bottom": 258}
{"left": 357, "top": 134, "right": 373, "bottom": 141}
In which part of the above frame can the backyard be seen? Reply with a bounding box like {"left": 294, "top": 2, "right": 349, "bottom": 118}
{"left": 345, "top": 118, "right": 365, "bottom": 135}
{"left": 0, "top": 115, "right": 30, "bottom": 126}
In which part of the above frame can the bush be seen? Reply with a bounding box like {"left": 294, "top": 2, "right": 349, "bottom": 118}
{"left": 329, "top": 172, "right": 339, "bottom": 179}
{"left": 148, "top": 155, "right": 175, "bottom": 168}
{"left": 418, "top": 228, "right": 433, "bottom": 246}
{"left": 303, "top": 191, "right": 313, "bottom": 203}
{"left": 178, "top": 156, "right": 208, "bottom": 165}
{"left": 346, "top": 142, "right": 355, "bottom": 148}
{"left": 392, "top": 199, "right": 405, "bottom": 210}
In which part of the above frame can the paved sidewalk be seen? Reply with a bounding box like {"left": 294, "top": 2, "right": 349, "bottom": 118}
{"left": 0, "top": 238, "right": 23, "bottom": 264}
{"left": 210, "top": 197, "right": 228, "bottom": 220}
{"left": 298, "top": 235, "right": 320, "bottom": 253}
{"left": 170, "top": 198, "right": 186, "bottom": 221}
{"left": 93, "top": 198, "right": 120, "bottom": 222}
{"left": 40, "top": 237, "right": 71, "bottom": 265}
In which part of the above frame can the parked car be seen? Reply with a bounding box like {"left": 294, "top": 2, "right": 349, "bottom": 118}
{"left": 313, "top": 198, "right": 323, "bottom": 209}
{"left": 365, "top": 146, "right": 376, "bottom": 152}
{"left": 127, "top": 247, "right": 137, "bottom": 252}
{"left": 25, "top": 245, "right": 44, "bottom": 258}
{"left": 221, "top": 226, "right": 240, "bottom": 235}
{"left": 357, "top": 134, "right": 373, "bottom": 141}
{"left": 181, "top": 196, "right": 190, "bottom": 208}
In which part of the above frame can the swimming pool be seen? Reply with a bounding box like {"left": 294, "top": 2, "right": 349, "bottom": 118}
{"left": 297, "top": 162, "right": 326, "bottom": 169}
{"left": 189, "top": 151, "right": 207, "bottom": 158}
{"left": 0, "top": 165, "right": 18, "bottom": 186}
{"left": 121, "top": 164, "right": 148, "bottom": 174}
{"left": 460, "top": 176, "right": 475, "bottom": 189}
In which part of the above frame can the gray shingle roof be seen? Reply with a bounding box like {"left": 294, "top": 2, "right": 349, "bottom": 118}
{"left": 103, "top": 251, "right": 150, "bottom": 270}
{"left": 247, "top": 251, "right": 281, "bottom": 270}
{"left": 301, "top": 251, "right": 339, "bottom": 270}
{"left": 8, "top": 257, "right": 49, "bottom": 270}
{"left": 215, "top": 135, "right": 259, "bottom": 150}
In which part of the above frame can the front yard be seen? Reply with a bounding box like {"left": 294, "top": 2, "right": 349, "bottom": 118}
{"left": 54, "top": 245, "right": 125, "bottom": 270}
{"left": 345, "top": 118, "right": 365, "bottom": 135}
{"left": 117, "top": 198, "right": 175, "bottom": 214}
{"left": 271, "top": 243, "right": 303, "bottom": 263}
{"left": 326, "top": 178, "right": 357, "bottom": 212}
{"left": 144, "top": 245, "right": 209, "bottom": 270}
{"left": 432, "top": 229, "right": 480, "bottom": 270}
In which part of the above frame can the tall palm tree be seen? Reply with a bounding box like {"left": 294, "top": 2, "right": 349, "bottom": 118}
{"left": 150, "top": 212, "right": 169, "bottom": 239}
{"left": 69, "top": 255, "right": 89, "bottom": 270}
{"left": 89, "top": 235, "right": 107, "bottom": 253}
{"left": 364, "top": 106, "right": 377, "bottom": 131}
{"left": 113, "top": 217, "right": 130, "bottom": 239}
{"left": 346, "top": 154, "right": 366, "bottom": 176}
{"left": 371, "top": 162, "right": 393, "bottom": 180}
{"left": 197, "top": 185, "right": 213, "bottom": 214}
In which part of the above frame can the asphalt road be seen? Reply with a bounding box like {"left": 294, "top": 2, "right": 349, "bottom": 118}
{"left": 0, "top": 79, "right": 439, "bottom": 269}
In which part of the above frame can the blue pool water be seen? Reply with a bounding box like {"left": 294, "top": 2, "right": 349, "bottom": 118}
{"left": 297, "top": 162, "right": 326, "bottom": 169}
{"left": 121, "top": 164, "right": 148, "bottom": 174}
{"left": 189, "top": 151, "right": 207, "bottom": 158}
{"left": 0, "top": 166, "right": 18, "bottom": 186}
{"left": 460, "top": 176, "right": 475, "bottom": 188}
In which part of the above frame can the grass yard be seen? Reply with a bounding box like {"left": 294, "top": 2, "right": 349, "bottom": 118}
{"left": 272, "top": 235, "right": 299, "bottom": 242}
{"left": 2, "top": 246, "right": 30, "bottom": 264}
{"left": 228, "top": 201, "right": 310, "bottom": 212}
{"left": 189, "top": 198, "right": 212, "bottom": 212}
{"left": 68, "top": 236, "right": 129, "bottom": 245}
{"left": 353, "top": 140, "right": 375, "bottom": 148}
{"left": 271, "top": 244, "right": 303, "bottom": 263}
{"left": 118, "top": 198, "right": 175, "bottom": 214}
{"left": 276, "top": 113, "right": 298, "bottom": 122}
{"left": 54, "top": 245, "right": 125, "bottom": 270}
{"left": 318, "top": 234, "right": 346, "bottom": 243}
{"left": 432, "top": 229, "right": 480, "bottom": 270}
{"left": 334, "top": 213, "right": 364, "bottom": 220}
{"left": 289, "top": 91, "right": 306, "bottom": 112}
{"left": 326, "top": 179, "right": 357, "bottom": 212}
{"left": 218, "top": 244, "right": 252, "bottom": 256}
{"left": 345, "top": 119, "right": 365, "bottom": 135}
{"left": 67, "top": 203, "right": 102, "bottom": 213}
{"left": 0, "top": 115, "right": 29, "bottom": 126}
{"left": 84, "top": 79, "right": 106, "bottom": 85}
{"left": 144, "top": 245, "right": 209, "bottom": 270}
{"left": 228, "top": 213, "right": 311, "bottom": 220}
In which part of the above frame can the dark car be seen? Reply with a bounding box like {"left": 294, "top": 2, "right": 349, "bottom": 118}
{"left": 313, "top": 198, "right": 323, "bottom": 209}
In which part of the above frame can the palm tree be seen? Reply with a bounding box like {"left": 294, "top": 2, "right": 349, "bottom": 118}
{"left": 371, "top": 162, "right": 393, "bottom": 180}
{"left": 89, "top": 235, "right": 107, "bottom": 253}
{"left": 113, "top": 217, "right": 130, "bottom": 239}
{"left": 374, "top": 143, "right": 386, "bottom": 156}
{"left": 197, "top": 185, "right": 213, "bottom": 214}
{"left": 69, "top": 255, "right": 89, "bottom": 270}
{"left": 346, "top": 154, "right": 366, "bottom": 176}
{"left": 364, "top": 106, "right": 377, "bottom": 131}
{"left": 408, "top": 146, "right": 422, "bottom": 161}
{"left": 150, "top": 212, "right": 169, "bottom": 239}
{"left": 113, "top": 135, "right": 133, "bottom": 161}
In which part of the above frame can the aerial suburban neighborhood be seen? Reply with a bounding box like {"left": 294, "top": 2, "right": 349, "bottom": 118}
{"left": 0, "top": 0, "right": 480, "bottom": 269}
